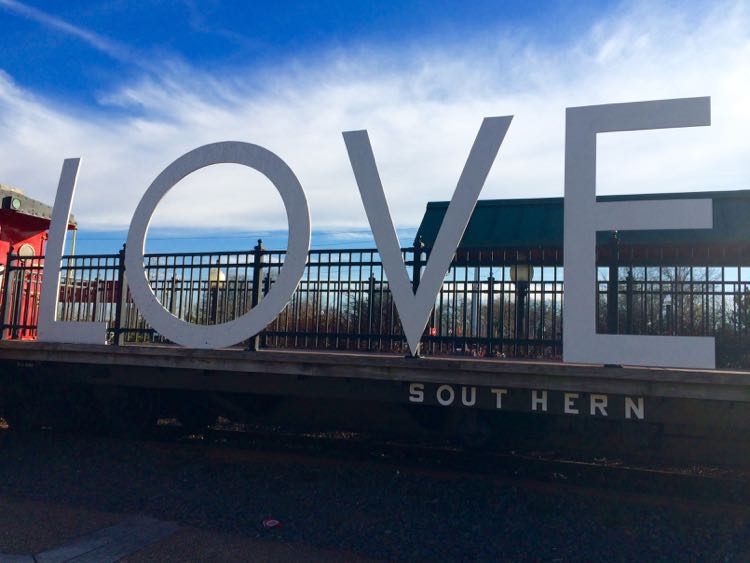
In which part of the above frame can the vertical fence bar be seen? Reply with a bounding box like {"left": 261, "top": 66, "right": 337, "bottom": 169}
{"left": 409, "top": 237, "right": 424, "bottom": 356}
{"left": 625, "top": 268, "right": 634, "bottom": 334}
{"left": 412, "top": 236, "right": 424, "bottom": 293}
{"left": 367, "top": 271, "right": 375, "bottom": 352}
{"left": 0, "top": 247, "right": 14, "bottom": 339}
{"left": 113, "top": 244, "right": 128, "bottom": 345}
{"left": 607, "top": 232, "right": 619, "bottom": 334}
{"left": 247, "top": 239, "right": 264, "bottom": 351}
{"left": 260, "top": 269, "right": 270, "bottom": 349}
{"left": 486, "top": 273, "right": 495, "bottom": 356}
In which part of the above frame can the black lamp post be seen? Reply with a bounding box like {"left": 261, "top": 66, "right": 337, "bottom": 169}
{"left": 510, "top": 260, "right": 534, "bottom": 355}
{"left": 208, "top": 266, "right": 226, "bottom": 324}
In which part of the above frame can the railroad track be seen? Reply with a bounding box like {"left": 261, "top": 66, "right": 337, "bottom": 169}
{"left": 145, "top": 422, "right": 750, "bottom": 514}
{"left": 4, "top": 415, "right": 749, "bottom": 513}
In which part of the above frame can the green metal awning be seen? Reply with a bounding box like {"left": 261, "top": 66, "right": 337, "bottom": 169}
{"left": 415, "top": 190, "right": 750, "bottom": 250}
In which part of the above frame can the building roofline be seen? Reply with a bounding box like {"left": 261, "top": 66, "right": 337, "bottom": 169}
{"left": 0, "top": 184, "right": 76, "bottom": 227}
{"left": 424, "top": 189, "right": 750, "bottom": 210}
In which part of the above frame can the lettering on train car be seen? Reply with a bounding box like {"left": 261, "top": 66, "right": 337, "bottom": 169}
{"left": 407, "top": 383, "right": 646, "bottom": 420}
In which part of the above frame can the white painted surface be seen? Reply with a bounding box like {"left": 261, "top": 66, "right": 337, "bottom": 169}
{"left": 408, "top": 382, "right": 425, "bottom": 403}
{"left": 531, "top": 390, "right": 548, "bottom": 411}
{"left": 37, "top": 159, "right": 108, "bottom": 344}
{"left": 590, "top": 394, "right": 608, "bottom": 416}
{"left": 491, "top": 388, "right": 508, "bottom": 409}
{"left": 343, "top": 116, "right": 512, "bottom": 356}
{"left": 564, "top": 392, "right": 579, "bottom": 414}
{"left": 625, "top": 397, "right": 645, "bottom": 420}
{"left": 461, "top": 386, "right": 477, "bottom": 406}
{"left": 125, "top": 142, "right": 310, "bottom": 349}
{"left": 436, "top": 384, "right": 455, "bottom": 406}
{"left": 563, "top": 97, "right": 715, "bottom": 368}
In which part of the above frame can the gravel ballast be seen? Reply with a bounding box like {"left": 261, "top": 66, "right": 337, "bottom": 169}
{"left": 0, "top": 429, "right": 747, "bottom": 561}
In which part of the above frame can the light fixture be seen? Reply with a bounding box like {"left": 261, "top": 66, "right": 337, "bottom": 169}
{"left": 208, "top": 267, "right": 226, "bottom": 284}
{"left": 509, "top": 254, "right": 534, "bottom": 284}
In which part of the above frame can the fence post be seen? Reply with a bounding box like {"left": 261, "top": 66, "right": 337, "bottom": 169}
{"left": 92, "top": 277, "right": 100, "bottom": 325}
{"left": 169, "top": 275, "right": 177, "bottom": 315}
{"left": 626, "top": 268, "right": 634, "bottom": 334}
{"left": 248, "top": 239, "right": 264, "bottom": 351}
{"left": 408, "top": 236, "right": 425, "bottom": 356}
{"left": 412, "top": 236, "right": 424, "bottom": 293}
{"left": 367, "top": 272, "right": 376, "bottom": 352}
{"left": 0, "top": 247, "right": 15, "bottom": 340}
{"left": 260, "top": 275, "right": 270, "bottom": 349}
{"left": 486, "top": 274, "right": 495, "bottom": 356}
{"left": 607, "top": 231, "right": 619, "bottom": 333}
{"left": 113, "top": 243, "right": 128, "bottom": 345}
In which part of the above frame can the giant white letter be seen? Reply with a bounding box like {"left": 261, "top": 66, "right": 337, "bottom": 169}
{"left": 563, "top": 97, "right": 714, "bottom": 368}
{"left": 38, "top": 159, "right": 108, "bottom": 344}
{"left": 125, "top": 142, "right": 310, "bottom": 349}
{"left": 343, "top": 117, "right": 512, "bottom": 356}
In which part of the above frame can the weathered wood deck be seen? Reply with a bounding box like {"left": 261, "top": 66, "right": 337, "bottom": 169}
{"left": 1, "top": 340, "right": 749, "bottom": 404}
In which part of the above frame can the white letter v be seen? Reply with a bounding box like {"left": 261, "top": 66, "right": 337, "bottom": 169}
{"left": 343, "top": 116, "right": 512, "bottom": 356}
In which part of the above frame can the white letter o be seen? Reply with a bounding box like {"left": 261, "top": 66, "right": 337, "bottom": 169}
{"left": 125, "top": 141, "right": 310, "bottom": 348}
{"left": 436, "top": 384, "right": 455, "bottom": 406}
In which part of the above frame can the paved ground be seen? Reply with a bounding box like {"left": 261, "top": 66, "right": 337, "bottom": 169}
{"left": 0, "top": 428, "right": 748, "bottom": 562}
{"left": 0, "top": 495, "right": 374, "bottom": 562}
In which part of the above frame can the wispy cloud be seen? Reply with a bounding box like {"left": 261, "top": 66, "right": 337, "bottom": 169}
{"left": 0, "top": 0, "right": 748, "bottom": 238}
{"left": 0, "top": 0, "right": 151, "bottom": 69}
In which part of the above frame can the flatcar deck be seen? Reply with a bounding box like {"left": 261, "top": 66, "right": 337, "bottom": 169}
{"left": 1, "top": 341, "right": 750, "bottom": 427}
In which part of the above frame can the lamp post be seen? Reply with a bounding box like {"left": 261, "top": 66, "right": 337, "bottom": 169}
{"left": 208, "top": 266, "right": 226, "bottom": 324}
{"left": 510, "top": 259, "right": 534, "bottom": 355}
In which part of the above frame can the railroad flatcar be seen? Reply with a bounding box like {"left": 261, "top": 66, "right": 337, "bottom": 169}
{"left": 1, "top": 189, "right": 749, "bottom": 465}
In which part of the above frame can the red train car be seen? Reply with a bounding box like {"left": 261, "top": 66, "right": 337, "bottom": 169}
{"left": 0, "top": 184, "right": 75, "bottom": 339}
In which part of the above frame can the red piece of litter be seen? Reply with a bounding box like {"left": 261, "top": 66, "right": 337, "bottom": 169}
{"left": 263, "top": 518, "right": 281, "bottom": 528}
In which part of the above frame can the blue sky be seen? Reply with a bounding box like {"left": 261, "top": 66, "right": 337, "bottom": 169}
{"left": 1, "top": 0, "right": 604, "bottom": 104}
{"left": 0, "top": 0, "right": 747, "bottom": 254}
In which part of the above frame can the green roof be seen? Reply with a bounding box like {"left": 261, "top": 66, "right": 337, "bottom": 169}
{"left": 415, "top": 190, "right": 750, "bottom": 249}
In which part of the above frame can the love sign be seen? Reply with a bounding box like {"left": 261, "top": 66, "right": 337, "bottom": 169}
{"left": 35, "top": 97, "right": 716, "bottom": 369}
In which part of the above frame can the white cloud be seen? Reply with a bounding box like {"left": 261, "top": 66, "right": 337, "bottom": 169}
{"left": 0, "top": 0, "right": 748, "bottom": 240}
{"left": 0, "top": 0, "right": 142, "bottom": 67}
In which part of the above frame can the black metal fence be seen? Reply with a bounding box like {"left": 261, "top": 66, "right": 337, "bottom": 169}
{"left": 1, "top": 241, "right": 748, "bottom": 366}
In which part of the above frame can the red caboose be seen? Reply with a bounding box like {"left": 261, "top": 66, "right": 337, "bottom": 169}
{"left": 0, "top": 185, "right": 75, "bottom": 339}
